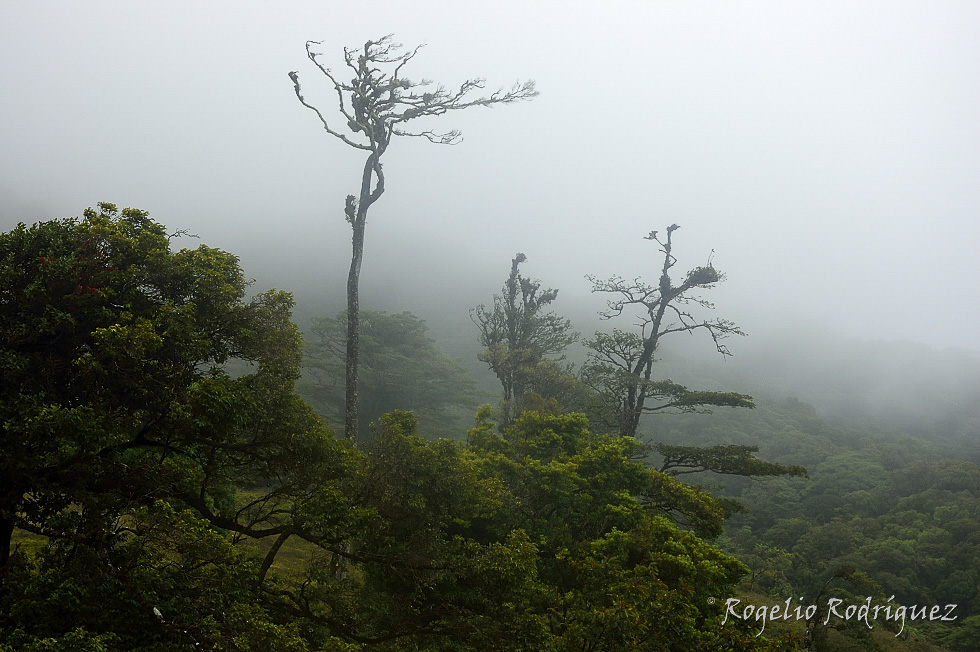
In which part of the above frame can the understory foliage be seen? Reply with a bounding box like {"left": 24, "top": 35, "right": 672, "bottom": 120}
{"left": 300, "top": 310, "right": 476, "bottom": 440}
{"left": 0, "top": 209, "right": 786, "bottom": 650}
{"left": 3, "top": 410, "right": 786, "bottom": 650}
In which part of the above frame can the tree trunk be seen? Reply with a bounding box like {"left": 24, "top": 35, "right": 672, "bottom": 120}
{"left": 345, "top": 220, "right": 363, "bottom": 441}
{"left": 344, "top": 152, "right": 383, "bottom": 441}
{"left": 623, "top": 260, "right": 673, "bottom": 437}
{"left": 0, "top": 511, "right": 13, "bottom": 589}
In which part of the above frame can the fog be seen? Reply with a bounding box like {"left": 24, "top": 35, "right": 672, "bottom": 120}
{"left": 2, "top": 0, "right": 979, "bottom": 361}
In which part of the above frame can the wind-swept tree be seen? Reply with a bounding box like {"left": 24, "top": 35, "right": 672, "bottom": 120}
{"left": 289, "top": 36, "right": 537, "bottom": 440}
{"left": 655, "top": 443, "right": 807, "bottom": 478}
{"left": 583, "top": 225, "right": 754, "bottom": 438}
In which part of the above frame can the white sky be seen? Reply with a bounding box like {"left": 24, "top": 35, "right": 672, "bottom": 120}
{"left": 2, "top": 0, "right": 978, "bottom": 351}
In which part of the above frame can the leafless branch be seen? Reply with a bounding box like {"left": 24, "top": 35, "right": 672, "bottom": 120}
{"left": 584, "top": 226, "right": 749, "bottom": 436}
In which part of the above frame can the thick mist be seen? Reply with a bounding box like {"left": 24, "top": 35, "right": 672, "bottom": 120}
{"left": 2, "top": 2, "right": 978, "bottom": 381}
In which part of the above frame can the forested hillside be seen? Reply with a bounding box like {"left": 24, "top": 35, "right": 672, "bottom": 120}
{"left": 0, "top": 208, "right": 788, "bottom": 651}
{"left": 652, "top": 399, "right": 980, "bottom": 650}
{"left": 3, "top": 204, "right": 977, "bottom": 652}
{"left": 295, "top": 304, "right": 980, "bottom": 651}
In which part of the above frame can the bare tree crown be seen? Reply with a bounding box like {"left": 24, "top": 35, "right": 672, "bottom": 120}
{"left": 587, "top": 225, "right": 743, "bottom": 356}
{"left": 289, "top": 35, "right": 538, "bottom": 150}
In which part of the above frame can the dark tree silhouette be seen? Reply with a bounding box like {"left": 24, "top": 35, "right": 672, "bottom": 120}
{"left": 583, "top": 225, "right": 752, "bottom": 438}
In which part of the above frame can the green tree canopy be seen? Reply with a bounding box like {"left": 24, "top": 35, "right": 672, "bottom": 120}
{"left": 0, "top": 204, "right": 356, "bottom": 648}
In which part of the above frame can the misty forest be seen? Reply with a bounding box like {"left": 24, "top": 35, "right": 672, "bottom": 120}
{"left": 2, "top": 4, "right": 979, "bottom": 652}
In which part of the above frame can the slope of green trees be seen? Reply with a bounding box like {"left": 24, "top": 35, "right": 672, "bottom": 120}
{"left": 649, "top": 398, "right": 980, "bottom": 651}
{"left": 1, "top": 208, "right": 790, "bottom": 650}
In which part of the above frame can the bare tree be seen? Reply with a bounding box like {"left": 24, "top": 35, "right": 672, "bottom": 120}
{"left": 583, "top": 225, "right": 753, "bottom": 438}
{"left": 289, "top": 36, "right": 537, "bottom": 440}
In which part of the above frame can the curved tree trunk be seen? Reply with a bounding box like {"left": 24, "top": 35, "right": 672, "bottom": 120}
{"left": 344, "top": 153, "right": 383, "bottom": 441}
{"left": 344, "top": 224, "right": 363, "bottom": 441}
{"left": 0, "top": 511, "right": 13, "bottom": 591}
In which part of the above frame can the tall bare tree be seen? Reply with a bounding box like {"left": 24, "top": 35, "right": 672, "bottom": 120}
{"left": 583, "top": 225, "right": 753, "bottom": 438}
{"left": 289, "top": 36, "right": 537, "bottom": 440}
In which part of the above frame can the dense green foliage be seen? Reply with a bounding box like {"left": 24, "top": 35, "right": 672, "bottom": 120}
{"left": 650, "top": 398, "right": 980, "bottom": 650}
{"left": 0, "top": 205, "right": 354, "bottom": 648}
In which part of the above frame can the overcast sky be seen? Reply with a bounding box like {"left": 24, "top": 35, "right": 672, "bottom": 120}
{"left": 2, "top": 0, "right": 978, "bottom": 352}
